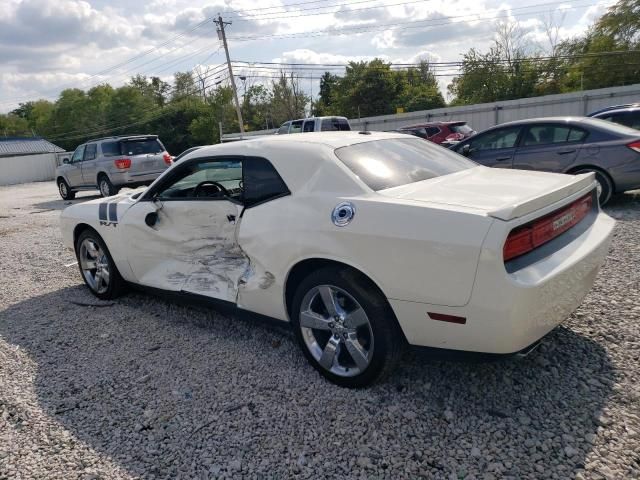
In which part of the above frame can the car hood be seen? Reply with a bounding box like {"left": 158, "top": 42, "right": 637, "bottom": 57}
{"left": 378, "top": 166, "right": 595, "bottom": 221}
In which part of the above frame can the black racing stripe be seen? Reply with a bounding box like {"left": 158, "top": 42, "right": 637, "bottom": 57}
{"left": 108, "top": 202, "right": 118, "bottom": 222}
{"left": 98, "top": 203, "right": 108, "bottom": 221}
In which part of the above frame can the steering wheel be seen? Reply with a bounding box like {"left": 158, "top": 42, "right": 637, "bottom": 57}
{"left": 193, "top": 181, "right": 229, "bottom": 198}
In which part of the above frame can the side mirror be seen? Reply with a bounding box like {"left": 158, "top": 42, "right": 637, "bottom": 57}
{"left": 62, "top": 158, "right": 70, "bottom": 164}
{"left": 461, "top": 144, "right": 471, "bottom": 156}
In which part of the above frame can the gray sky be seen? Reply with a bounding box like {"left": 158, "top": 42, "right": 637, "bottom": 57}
{"left": 0, "top": 0, "right": 614, "bottom": 112}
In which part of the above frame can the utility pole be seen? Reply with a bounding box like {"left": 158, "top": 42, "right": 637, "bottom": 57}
{"left": 215, "top": 15, "right": 244, "bottom": 136}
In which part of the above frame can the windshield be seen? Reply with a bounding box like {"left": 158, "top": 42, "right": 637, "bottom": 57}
{"left": 450, "top": 124, "right": 473, "bottom": 134}
{"left": 334, "top": 138, "right": 476, "bottom": 191}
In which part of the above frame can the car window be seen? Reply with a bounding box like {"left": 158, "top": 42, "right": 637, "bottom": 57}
{"left": 425, "top": 127, "right": 440, "bottom": 137}
{"left": 101, "top": 141, "right": 120, "bottom": 157}
{"left": 276, "top": 123, "right": 289, "bottom": 134}
{"left": 567, "top": 128, "right": 588, "bottom": 142}
{"left": 290, "top": 120, "right": 303, "bottom": 134}
{"left": 522, "top": 125, "right": 574, "bottom": 146}
{"left": 602, "top": 112, "right": 640, "bottom": 129}
{"left": 403, "top": 128, "right": 427, "bottom": 138}
{"left": 84, "top": 144, "right": 97, "bottom": 161}
{"left": 334, "top": 138, "right": 476, "bottom": 191}
{"left": 156, "top": 160, "right": 243, "bottom": 201}
{"left": 121, "top": 138, "right": 164, "bottom": 156}
{"left": 469, "top": 127, "right": 521, "bottom": 151}
{"left": 303, "top": 120, "right": 315, "bottom": 132}
{"left": 320, "top": 118, "right": 350, "bottom": 131}
{"left": 450, "top": 124, "right": 473, "bottom": 134}
{"left": 71, "top": 145, "right": 86, "bottom": 163}
{"left": 243, "top": 157, "right": 290, "bottom": 207}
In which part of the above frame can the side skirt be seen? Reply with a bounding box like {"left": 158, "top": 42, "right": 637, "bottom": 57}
{"left": 128, "top": 283, "right": 292, "bottom": 334}
{"left": 126, "top": 283, "right": 544, "bottom": 363}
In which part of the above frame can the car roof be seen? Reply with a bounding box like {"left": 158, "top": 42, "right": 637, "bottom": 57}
{"left": 197, "top": 131, "right": 406, "bottom": 153}
{"left": 587, "top": 104, "right": 640, "bottom": 116}
{"left": 87, "top": 134, "right": 158, "bottom": 143}
{"left": 484, "top": 116, "right": 610, "bottom": 128}
{"left": 401, "top": 121, "right": 466, "bottom": 128}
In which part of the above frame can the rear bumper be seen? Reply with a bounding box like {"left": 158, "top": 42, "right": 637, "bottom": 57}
{"left": 610, "top": 162, "right": 640, "bottom": 193}
{"left": 390, "top": 210, "right": 615, "bottom": 354}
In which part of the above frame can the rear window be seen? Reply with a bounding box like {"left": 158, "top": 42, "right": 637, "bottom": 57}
{"left": 121, "top": 138, "right": 164, "bottom": 155}
{"left": 450, "top": 124, "right": 473, "bottom": 134}
{"left": 321, "top": 118, "right": 351, "bottom": 131}
{"left": 334, "top": 138, "right": 476, "bottom": 191}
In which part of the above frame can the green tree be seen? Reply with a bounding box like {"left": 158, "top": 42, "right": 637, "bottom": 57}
{"left": 0, "top": 114, "right": 30, "bottom": 136}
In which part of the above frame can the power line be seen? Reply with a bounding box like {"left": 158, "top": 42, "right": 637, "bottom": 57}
{"left": 227, "top": 0, "right": 595, "bottom": 41}
{"left": 231, "top": 0, "right": 432, "bottom": 21}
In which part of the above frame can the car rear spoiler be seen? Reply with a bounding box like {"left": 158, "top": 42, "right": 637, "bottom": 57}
{"left": 487, "top": 172, "right": 596, "bottom": 221}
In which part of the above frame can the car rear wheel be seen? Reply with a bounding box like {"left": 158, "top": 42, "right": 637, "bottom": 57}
{"left": 98, "top": 174, "right": 119, "bottom": 197}
{"left": 75, "top": 229, "right": 125, "bottom": 299}
{"left": 291, "top": 266, "right": 404, "bottom": 388}
{"left": 573, "top": 168, "right": 612, "bottom": 205}
{"left": 57, "top": 179, "right": 75, "bottom": 200}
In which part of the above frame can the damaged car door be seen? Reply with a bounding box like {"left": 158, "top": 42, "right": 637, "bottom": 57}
{"left": 120, "top": 158, "right": 247, "bottom": 303}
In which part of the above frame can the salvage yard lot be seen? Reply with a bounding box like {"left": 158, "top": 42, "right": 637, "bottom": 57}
{"left": 1, "top": 182, "right": 639, "bottom": 480}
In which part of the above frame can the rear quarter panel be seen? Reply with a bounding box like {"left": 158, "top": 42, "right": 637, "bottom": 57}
{"left": 237, "top": 193, "right": 493, "bottom": 321}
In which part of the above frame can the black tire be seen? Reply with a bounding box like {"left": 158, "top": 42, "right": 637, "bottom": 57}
{"left": 57, "top": 178, "right": 75, "bottom": 200}
{"left": 75, "top": 228, "right": 126, "bottom": 300}
{"left": 573, "top": 168, "right": 613, "bottom": 206}
{"left": 98, "top": 174, "right": 119, "bottom": 197}
{"left": 291, "top": 266, "right": 404, "bottom": 388}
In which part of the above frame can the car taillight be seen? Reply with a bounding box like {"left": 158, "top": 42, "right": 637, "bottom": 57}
{"left": 114, "top": 158, "right": 131, "bottom": 169}
{"left": 163, "top": 153, "right": 172, "bottom": 165}
{"left": 627, "top": 140, "right": 640, "bottom": 153}
{"left": 503, "top": 193, "right": 593, "bottom": 262}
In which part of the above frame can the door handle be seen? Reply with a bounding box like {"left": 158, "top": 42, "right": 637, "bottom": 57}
{"left": 557, "top": 149, "right": 576, "bottom": 155}
{"left": 495, "top": 156, "right": 511, "bottom": 161}
{"left": 227, "top": 214, "right": 236, "bottom": 224}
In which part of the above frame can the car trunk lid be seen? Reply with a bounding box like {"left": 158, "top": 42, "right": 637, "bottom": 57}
{"left": 378, "top": 166, "right": 595, "bottom": 221}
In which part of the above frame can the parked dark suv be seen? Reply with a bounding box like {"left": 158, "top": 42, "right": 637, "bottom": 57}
{"left": 450, "top": 117, "right": 640, "bottom": 205}
{"left": 56, "top": 135, "right": 172, "bottom": 199}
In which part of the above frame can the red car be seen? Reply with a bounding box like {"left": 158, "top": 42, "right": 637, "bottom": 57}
{"left": 398, "top": 121, "right": 475, "bottom": 146}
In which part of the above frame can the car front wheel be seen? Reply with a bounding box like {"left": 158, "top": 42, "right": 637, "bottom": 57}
{"left": 75, "top": 229, "right": 125, "bottom": 299}
{"left": 292, "top": 266, "right": 404, "bottom": 388}
{"left": 57, "top": 179, "right": 75, "bottom": 200}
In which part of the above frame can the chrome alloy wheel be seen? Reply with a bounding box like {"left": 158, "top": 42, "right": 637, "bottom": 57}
{"left": 299, "top": 285, "right": 374, "bottom": 377}
{"left": 59, "top": 181, "right": 68, "bottom": 197}
{"left": 79, "top": 238, "right": 110, "bottom": 294}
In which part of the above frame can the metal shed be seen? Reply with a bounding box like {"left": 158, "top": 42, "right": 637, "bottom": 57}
{"left": 0, "top": 138, "right": 66, "bottom": 186}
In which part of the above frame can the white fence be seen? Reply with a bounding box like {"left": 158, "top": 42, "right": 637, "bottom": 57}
{"left": 0, "top": 153, "right": 59, "bottom": 187}
{"left": 222, "top": 83, "right": 640, "bottom": 140}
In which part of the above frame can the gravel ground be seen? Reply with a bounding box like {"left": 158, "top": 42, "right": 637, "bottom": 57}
{"left": 0, "top": 181, "right": 639, "bottom": 480}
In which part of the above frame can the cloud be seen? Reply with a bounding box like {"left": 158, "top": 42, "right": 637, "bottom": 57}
{"left": 0, "top": 0, "right": 136, "bottom": 49}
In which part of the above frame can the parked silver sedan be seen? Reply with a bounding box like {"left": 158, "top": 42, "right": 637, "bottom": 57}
{"left": 450, "top": 117, "right": 640, "bottom": 205}
{"left": 56, "top": 135, "right": 172, "bottom": 199}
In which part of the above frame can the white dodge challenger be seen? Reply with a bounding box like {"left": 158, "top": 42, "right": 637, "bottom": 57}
{"left": 60, "top": 131, "right": 615, "bottom": 387}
